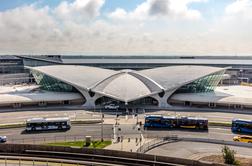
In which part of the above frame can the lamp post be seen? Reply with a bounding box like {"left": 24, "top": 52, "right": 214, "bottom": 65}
{"left": 100, "top": 109, "right": 104, "bottom": 142}
{"left": 138, "top": 123, "right": 142, "bottom": 152}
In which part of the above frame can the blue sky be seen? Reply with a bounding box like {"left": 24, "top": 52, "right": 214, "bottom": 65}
{"left": 0, "top": 0, "right": 146, "bottom": 11}
{"left": 0, "top": 0, "right": 233, "bottom": 17}
{"left": 0, "top": 0, "right": 251, "bottom": 55}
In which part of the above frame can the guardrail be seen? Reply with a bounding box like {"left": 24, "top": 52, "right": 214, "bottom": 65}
{"left": 0, "top": 155, "right": 113, "bottom": 166}
{"left": 0, "top": 144, "right": 225, "bottom": 166}
{"left": 137, "top": 135, "right": 179, "bottom": 153}
{"left": 8, "top": 134, "right": 112, "bottom": 145}
{"left": 137, "top": 135, "right": 252, "bottom": 154}
{"left": 180, "top": 137, "right": 252, "bottom": 148}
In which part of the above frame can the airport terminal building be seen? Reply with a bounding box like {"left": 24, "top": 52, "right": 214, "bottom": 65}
{"left": 2, "top": 55, "right": 252, "bottom": 110}
{"left": 28, "top": 65, "right": 226, "bottom": 109}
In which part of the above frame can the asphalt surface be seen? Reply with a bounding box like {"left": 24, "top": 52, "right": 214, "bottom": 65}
{"left": 0, "top": 124, "right": 235, "bottom": 144}
{"left": 0, "top": 109, "right": 252, "bottom": 124}
{"left": 0, "top": 108, "right": 242, "bottom": 143}
{"left": 147, "top": 141, "right": 252, "bottom": 160}
{"left": 0, "top": 124, "right": 113, "bottom": 144}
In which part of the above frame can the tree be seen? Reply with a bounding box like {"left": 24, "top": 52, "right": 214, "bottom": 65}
{"left": 221, "top": 145, "right": 239, "bottom": 165}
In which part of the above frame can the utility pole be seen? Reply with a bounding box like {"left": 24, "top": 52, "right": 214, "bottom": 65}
{"left": 100, "top": 109, "right": 104, "bottom": 142}
{"left": 136, "top": 113, "right": 139, "bottom": 125}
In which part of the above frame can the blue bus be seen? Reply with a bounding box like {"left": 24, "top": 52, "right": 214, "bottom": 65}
{"left": 144, "top": 115, "right": 208, "bottom": 130}
{"left": 144, "top": 115, "right": 177, "bottom": 129}
{"left": 178, "top": 116, "right": 208, "bottom": 130}
{"left": 232, "top": 119, "right": 252, "bottom": 134}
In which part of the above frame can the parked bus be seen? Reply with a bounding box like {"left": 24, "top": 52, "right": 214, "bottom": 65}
{"left": 144, "top": 115, "right": 208, "bottom": 130}
{"left": 178, "top": 116, "right": 208, "bottom": 130}
{"left": 144, "top": 115, "right": 177, "bottom": 129}
{"left": 25, "top": 117, "right": 71, "bottom": 132}
{"left": 232, "top": 119, "right": 252, "bottom": 134}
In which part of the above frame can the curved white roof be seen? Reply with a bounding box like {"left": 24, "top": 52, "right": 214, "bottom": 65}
{"left": 28, "top": 65, "right": 117, "bottom": 90}
{"left": 29, "top": 65, "right": 225, "bottom": 102}
{"left": 92, "top": 70, "right": 163, "bottom": 102}
{"left": 139, "top": 65, "right": 225, "bottom": 91}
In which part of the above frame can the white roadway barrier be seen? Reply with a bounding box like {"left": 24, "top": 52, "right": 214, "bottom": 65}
{"left": 138, "top": 135, "right": 252, "bottom": 153}
{"left": 179, "top": 137, "right": 252, "bottom": 148}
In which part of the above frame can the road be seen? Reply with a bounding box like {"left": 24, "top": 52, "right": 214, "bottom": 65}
{"left": 0, "top": 109, "right": 252, "bottom": 125}
{"left": 0, "top": 108, "right": 249, "bottom": 150}
{"left": 147, "top": 141, "right": 252, "bottom": 160}
{"left": 0, "top": 124, "right": 113, "bottom": 144}
{"left": 0, "top": 124, "right": 236, "bottom": 144}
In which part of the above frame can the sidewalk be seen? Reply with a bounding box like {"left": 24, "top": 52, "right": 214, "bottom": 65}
{"left": 103, "top": 115, "right": 144, "bottom": 125}
{"left": 105, "top": 136, "right": 153, "bottom": 152}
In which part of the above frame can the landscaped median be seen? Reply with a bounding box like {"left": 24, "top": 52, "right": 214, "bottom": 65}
{"left": 47, "top": 140, "right": 112, "bottom": 149}
{"left": 0, "top": 119, "right": 102, "bottom": 129}
{"left": 208, "top": 121, "right": 231, "bottom": 127}
{"left": 0, "top": 123, "right": 26, "bottom": 129}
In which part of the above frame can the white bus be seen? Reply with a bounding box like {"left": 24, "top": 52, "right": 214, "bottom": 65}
{"left": 25, "top": 117, "right": 71, "bottom": 132}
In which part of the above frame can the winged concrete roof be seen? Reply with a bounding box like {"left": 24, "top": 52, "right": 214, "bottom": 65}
{"left": 29, "top": 65, "right": 225, "bottom": 102}
{"left": 139, "top": 65, "right": 225, "bottom": 90}
{"left": 27, "top": 65, "right": 117, "bottom": 90}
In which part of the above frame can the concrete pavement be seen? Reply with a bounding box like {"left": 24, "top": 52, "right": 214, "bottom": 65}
{"left": 147, "top": 141, "right": 252, "bottom": 160}
{"left": 1, "top": 109, "right": 252, "bottom": 126}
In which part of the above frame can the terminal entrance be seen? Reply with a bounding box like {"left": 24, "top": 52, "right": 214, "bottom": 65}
{"left": 95, "top": 96, "right": 158, "bottom": 110}
{"left": 127, "top": 97, "right": 158, "bottom": 107}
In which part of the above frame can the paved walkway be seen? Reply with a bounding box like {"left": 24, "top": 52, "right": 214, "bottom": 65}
{"left": 105, "top": 135, "right": 153, "bottom": 152}
{"left": 103, "top": 115, "right": 144, "bottom": 125}
{"left": 104, "top": 119, "right": 153, "bottom": 152}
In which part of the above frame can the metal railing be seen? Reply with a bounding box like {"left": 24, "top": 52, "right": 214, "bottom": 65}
{"left": 137, "top": 135, "right": 252, "bottom": 153}
{"left": 0, "top": 159, "right": 84, "bottom": 166}
{"left": 0, "top": 156, "right": 104, "bottom": 166}
{"left": 137, "top": 135, "right": 178, "bottom": 153}
{"left": 7, "top": 134, "right": 112, "bottom": 145}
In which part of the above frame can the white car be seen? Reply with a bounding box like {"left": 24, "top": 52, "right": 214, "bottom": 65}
{"left": 0, "top": 136, "right": 7, "bottom": 143}
{"left": 104, "top": 104, "right": 119, "bottom": 109}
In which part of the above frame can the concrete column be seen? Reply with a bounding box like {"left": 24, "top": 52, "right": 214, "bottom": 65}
{"left": 77, "top": 88, "right": 102, "bottom": 109}
{"left": 151, "top": 89, "right": 177, "bottom": 109}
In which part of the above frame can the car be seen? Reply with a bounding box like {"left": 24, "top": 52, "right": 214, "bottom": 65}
{"left": 0, "top": 136, "right": 7, "bottom": 143}
{"left": 104, "top": 104, "right": 119, "bottom": 109}
{"left": 233, "top": 135, "right": 252, "bottom": 143}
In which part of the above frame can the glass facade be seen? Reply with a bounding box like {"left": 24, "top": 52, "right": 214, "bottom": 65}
{"left": 175, "top": 70, "right": 225, "bottom": 93}
{"left": 128, "top": 97, "right": 158, "bottom": 106}
{"left": 31, "top": 70, "right": 76, "bottom": 92}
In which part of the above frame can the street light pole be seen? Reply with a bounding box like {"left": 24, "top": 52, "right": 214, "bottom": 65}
{"left": 100, "top": 109, "right": 104, "bottom": 142}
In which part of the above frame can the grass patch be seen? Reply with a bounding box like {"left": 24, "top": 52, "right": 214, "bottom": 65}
{"left": 209, "top": 121, "right": 231, "bottom": 127}
{"left": 0, "top": 123, "right": 25, "bottom": 129}
{"left": 71, "top": 120, "right": 102, "bottom": 124}
{"left": 89, "top": 140, "right": 112, "bottom": 149}
{"left": 47, "top": 140, "right": 111, "bottom": 149}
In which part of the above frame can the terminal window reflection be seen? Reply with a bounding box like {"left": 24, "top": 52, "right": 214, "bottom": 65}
{"left": 31, "top": 70, "right": 76, "bottom": 92}
{"left": 175, "top": 70, "right": 225, "bottom": 93}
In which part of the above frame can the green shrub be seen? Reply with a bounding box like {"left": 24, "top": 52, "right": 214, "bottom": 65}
{"left": 221, "top": 145, "right": 239, "bottom": 165}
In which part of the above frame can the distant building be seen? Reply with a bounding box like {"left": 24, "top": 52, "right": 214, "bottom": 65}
{"left": 0, "top": 56, "right": 32, "bottom": 85}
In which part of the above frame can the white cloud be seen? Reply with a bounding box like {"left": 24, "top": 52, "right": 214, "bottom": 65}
{"left": 225, "top": 0, "right": 252, "bottom": 15}
{"left": 54, "top": 0, "right": 105, "bottom": 22}
{"left": 0, "top": 0, "right": 252, "bottom": 55}
{"left": 109, "top": 0, "right": 203, "bottom": 21}
{"left": 0, "top": 5, "right": 57, "bottom": 41}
